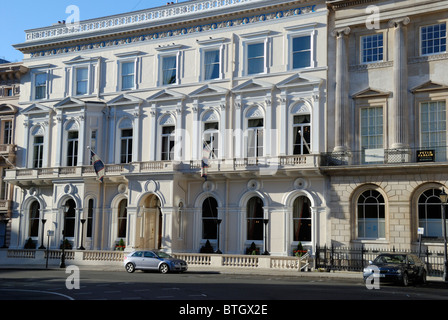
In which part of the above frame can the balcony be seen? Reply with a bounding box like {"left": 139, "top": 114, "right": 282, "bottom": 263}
{"left": 321, "top": 147, "right": 448, "bottom": 171}
{"left": 0, "top": 144, "right": 16, "bottom": 167}
{"left": 4, "top": 154, "right": 321, "bottom": 186}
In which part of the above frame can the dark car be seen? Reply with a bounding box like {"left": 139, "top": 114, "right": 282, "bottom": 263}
{"left": 123, "top": 250, "right": 188, "bottom": 274}
{"left": 363, "top": 253, "right": 427, "bottom": 286}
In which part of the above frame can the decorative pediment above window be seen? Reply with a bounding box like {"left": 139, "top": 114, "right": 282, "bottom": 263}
{"left": 277, "top": 73, "right": 322, "bottom": 90}
{"left": 189, "top": 84, "right": 229, "bottom": 98}
{"left": 63, "top": 56, "right": 100, "bottom": 65}
{"left": 54, "top": 97, "right": 86, "bottom": 109}
{"left": 147, "top": 89, "right": 186, "bottom": 102}
{"left": 21, "top": 103, "right": 53, "bottom": 116}
{"left": 351, "top": 87, "right": 392, "bottom": 99}
{"left": 107, "top": 93, "right": 144, "bottom": 106}
{"left": 232, "top": 79, "right": 274, "bottom": 94}
{"left": 0, "top": 103, "right": 18, "bottom": 115}
{"left": 410, "top": 81, "right": 448, "bottom": 93}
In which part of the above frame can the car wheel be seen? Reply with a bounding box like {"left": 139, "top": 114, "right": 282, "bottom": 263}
{"left": 159, "top": 263, "right": 169, "bottom": 274}
{"left": 402, "top": 272, "right": 409, "bottom": 286}
{"left": 125, "top": 262, "right": 135, "bottom": 273}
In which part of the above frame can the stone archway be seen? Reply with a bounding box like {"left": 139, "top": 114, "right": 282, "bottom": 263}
{"left": 137, "top": 194, "right": 162, "bottom": 250}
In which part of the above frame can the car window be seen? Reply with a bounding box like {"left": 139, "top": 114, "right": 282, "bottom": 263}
{"left": 374, "top": 254, "right": 406, "bottom": 264}
{"left": 144, "top": 252, "right": 156, "bottom": 258}
{"left": 132, "top": 251, "right": 143, "bottom": 257}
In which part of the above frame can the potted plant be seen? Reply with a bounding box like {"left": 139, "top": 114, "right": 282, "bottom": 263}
{"left": 200, "top": 239, "right": 214, "bottom": 253}
{"left": 60, "top": 239, "right": 72, "bottom": 250}
{"left": 115, "top": 239, "right": 126, "bottom": 251}
{"left": 293, "top": 242, "right": 307, "bottom": 257}
{"left": 246, "top": 242, "right": 260, "bottom": 255}
{"left": 24, "top": 237, "right": 36, "bottom": 249}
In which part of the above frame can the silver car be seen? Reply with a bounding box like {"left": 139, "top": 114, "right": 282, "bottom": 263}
{"left": 123, "top": 250, "right": 188, "bottom": 274}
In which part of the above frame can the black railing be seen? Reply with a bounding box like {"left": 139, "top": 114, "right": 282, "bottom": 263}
{"left": 315, "top": 245, "right": 445, "bottom": 277}
{"left": 321, "top": 147, "right": 448, "bottom": 167}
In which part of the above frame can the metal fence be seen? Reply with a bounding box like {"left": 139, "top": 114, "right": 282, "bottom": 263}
{"left": 315, "top": 245, "right": 446, "bottom": 277}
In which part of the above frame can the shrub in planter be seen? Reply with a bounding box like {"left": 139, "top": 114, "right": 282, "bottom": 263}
{"left": 246, "top": 242, "right": 260, "bottom": 255}
{"left": 60, "top": 239, "right": 72, "bottom": 250}
{"left": 24, "top": 237, "right": 36, "bottom": 249}
{"left": 200, "top": 240, "right": 215, "bottom": 253}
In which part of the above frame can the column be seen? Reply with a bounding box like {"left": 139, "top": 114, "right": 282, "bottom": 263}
{"left": 332, "top": 27, "right": 351, "bottom": 153}
{"left": 389, "top": 17, "right": 410, "bottom": 149}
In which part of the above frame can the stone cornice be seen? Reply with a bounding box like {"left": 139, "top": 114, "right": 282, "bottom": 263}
{"left": 327, "top": 0, "right": 379, "bottom": 10}
{"left": 20, "top": 2, "right": 319, "bottom": 59}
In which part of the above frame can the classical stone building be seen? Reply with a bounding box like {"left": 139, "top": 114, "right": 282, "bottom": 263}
{"left": 6, "top": 0, "right": 329, "bottom": 255}
{"left": 0, "top": 61, "right": 28, "bottom": 247}
{"left": 324, "top": 0, "right": 448, "bottom": 251}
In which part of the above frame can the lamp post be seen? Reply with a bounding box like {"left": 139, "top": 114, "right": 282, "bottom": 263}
{"left": 78, "top": 219, "right": 86, "bottom": 250}
{"left": 262, "top": 219, "right": 270, "bottom": 255}
{"left": 215, "top": 219, "right": 222, "bottom": 254}
{"left": 38, "top": 219, "right": 47, "bottom": 249}
{"left": 439, "top": 188, "right": 448, "bottom": 282}
{"left": 60, "top": 203, "right": 70, "bottom": 268}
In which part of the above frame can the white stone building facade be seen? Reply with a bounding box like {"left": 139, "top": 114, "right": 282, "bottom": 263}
{"left": 325, "top": 0, "right": 448, "bottom": 251}
{"left": 6, "top": 0, "right": 329, "bottom": 256}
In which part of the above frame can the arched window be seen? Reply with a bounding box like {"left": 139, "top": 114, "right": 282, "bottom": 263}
{"left": 247, "top": 118, "right": 264, "bottom": 158}
{"left": 29, "top": 201, "right": 40, "bottom": 238}
{"left": 64, "top": 199, "right": 76, "bottom": 238}
{"left": 247, "top": 196, "right": 264, "bottom": 241}
{"left": 202, "top": 197, "right": 218, "bottom": 240}
{"left": 357, "top": 190, "right": 385, "bottom": 239}
{"left": 293, "top": 196, "right": 312, "bottom": 242}
{"left": 418, "top": 188, "right": 446, "bottom": 238}
{"left": 117, "top": 199, "right": 128, "bottom": 238}
{"left": 293, "top": 115, "right": 311, "bottom": 155}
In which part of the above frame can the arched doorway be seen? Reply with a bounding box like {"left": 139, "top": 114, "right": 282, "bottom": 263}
{"left": 137, "top": 194, "right": 162, "bottom": 249}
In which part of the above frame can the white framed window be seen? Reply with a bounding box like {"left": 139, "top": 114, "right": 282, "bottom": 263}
{"left": 75, "top": 67, "right": 89, "bottom": 95}
{"left": 162, "top": 55, "right": 177, "bottom": 85}
{"left": 421, "top": 22, "right": 447, "bottom": 56}
{"left": 33, "top": 135, "right": 44, "bottom": 168}
{"left": 420, "top": 101, "right": 446, "bottom": 161}
{"left": 120, "top": 128, "right": 133, "bottom": 164}
{"left": 241, "top": 31, "right": 271, "bottom": 76}
{"left": 66, "top": 131, "right": 79, "bottom": 167}
{"left": 120, "top": 61, "right": 135, "bottom": 91}
{"left": 361, "top": 33, "right": 384, "bottom": 63}
{"left": 247, "top": 42, "right": 265, "bottom": 75}
{"left": 293, "top": 115, "right": 311, "bottom": 155}
{"left": 247, "top": 118, "right": 264, "bottom": 158}
{"left": 292, "top": 35, "right": 312, "bottom": 69}
{"left": 203, "top": 49, "right": 221, "bottom": 81}
{"left": 161, "top": 125, "right": 175, "bottom": 160}
{"left": 361, "top": 107, "right": 383, "bottom": 150}
{"left": 203, "top": 121, "right": 219, "bottom": 159}
{"left": 34, "top": 73, "right": 47, "bottom": 100}
{"left": 357, "top": 189, "right": 386, "bottom": 239}
{"left": 285, "top": 24, "right": 316, "bottom": 71}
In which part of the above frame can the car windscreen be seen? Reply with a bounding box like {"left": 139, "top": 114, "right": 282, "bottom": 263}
{"left": 374, "top": 254, "right": 406, "bottom": 264}
{"left": 156, "top": 251, "right": 173, "bottom": 259}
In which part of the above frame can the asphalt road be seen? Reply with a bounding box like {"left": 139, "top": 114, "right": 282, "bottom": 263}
{"left": 0, "top": 268, "right": 447, "bottom": 317}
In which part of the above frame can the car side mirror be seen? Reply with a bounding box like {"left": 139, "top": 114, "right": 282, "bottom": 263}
{"left": 368, "top": 260, "right": 373, "bottom": 265}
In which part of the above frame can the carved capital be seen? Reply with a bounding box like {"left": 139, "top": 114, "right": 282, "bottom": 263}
{"left": 332, "top": 27, "right": 351, "bottom": 38}
{"left": 388, "top": 17, "right": 410, "bottom": 28}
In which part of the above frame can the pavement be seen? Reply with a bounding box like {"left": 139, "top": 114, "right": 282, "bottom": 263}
{"left": 0, "top": 263, "right": 444, "bottom": 283}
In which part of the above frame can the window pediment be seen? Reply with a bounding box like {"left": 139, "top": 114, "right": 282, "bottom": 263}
{"left": 411, "top": 81, "right": 448, "bottom": 93}
{"left": 351, "top": 87, "right": 391, "bottom": 99}
{"left": 107, "top": 94, "right": 144, "bottom": 106}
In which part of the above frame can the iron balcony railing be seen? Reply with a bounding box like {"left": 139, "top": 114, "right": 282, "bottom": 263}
{"left": 321, "top": 146, "right": 448, "bottom": 167}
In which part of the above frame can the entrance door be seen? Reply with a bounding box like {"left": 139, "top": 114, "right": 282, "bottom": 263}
{"left": 138, "top": 195, "right": 162, "bottom": 250}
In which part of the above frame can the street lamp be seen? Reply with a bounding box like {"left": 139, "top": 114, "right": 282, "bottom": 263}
{"left": 60, "top": 203, "right": 70, "bottom": 268}
{"left": 78, "top": 219, "right": 86, "bottom": 250}
{"left": 215, "top": 219, "right": 222, "bottom": 254}
{"left": 38, "top": 219, "right": 47, "bottom": 249}
{"left": 439, "top": 188, "right": 448, "bottom": 282}
{"left": 262, "top": 219, "right": 270, "bottom": 255}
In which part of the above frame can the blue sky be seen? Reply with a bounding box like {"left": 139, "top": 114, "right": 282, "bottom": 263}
{"left": 1, "top": 0, "right": 188, "bottom": 63}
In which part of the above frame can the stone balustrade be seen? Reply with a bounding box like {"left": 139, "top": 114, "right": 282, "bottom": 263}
{"left": 1, "top": 249, "right": 312, "bottom": 272}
